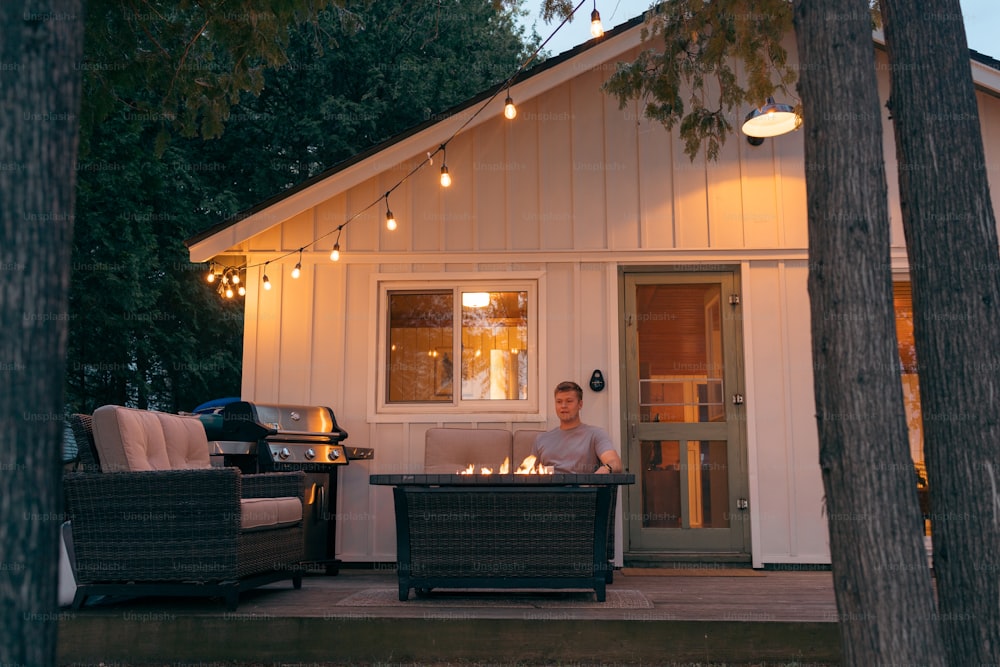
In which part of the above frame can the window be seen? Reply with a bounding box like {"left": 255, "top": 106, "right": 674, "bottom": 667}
{"left": 378, "top": 279, "right": 537, "bottom": 414}
{"left": 894, "top": 281, "right": 928, "bottom": 533}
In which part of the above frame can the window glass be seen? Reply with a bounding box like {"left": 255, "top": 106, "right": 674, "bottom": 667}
{"left": 387, "top": 291, "right": 453, "bottom": 402}
{"left": 461, "top": 291, "right": 528, "bottom": 400}
{"left": 894, "top": 282, "right": 928, "bottom": 533}
{"left": 382, "top": 283, "right": 534, "bottom": 411}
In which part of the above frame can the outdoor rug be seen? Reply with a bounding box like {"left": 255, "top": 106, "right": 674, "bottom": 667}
{"left": 336, "top": 587, "right": 653, "bottom": 608}
{"left": 621, "top": 567, "right": 764, "bottom": 577}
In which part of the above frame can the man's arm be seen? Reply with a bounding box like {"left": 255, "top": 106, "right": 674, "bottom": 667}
{"left": 596, "top": 448, "right": 623, "bottom": 474}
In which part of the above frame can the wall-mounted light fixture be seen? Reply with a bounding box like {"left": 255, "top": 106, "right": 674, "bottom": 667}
{"left": 742, "top": 97, "right": 801, "bottom": 145}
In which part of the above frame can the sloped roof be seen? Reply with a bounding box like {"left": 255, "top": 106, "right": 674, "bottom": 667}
{"left": 186, "top": 16, "right": 1000, "bottom": 262}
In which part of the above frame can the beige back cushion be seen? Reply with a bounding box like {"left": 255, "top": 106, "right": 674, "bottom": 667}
{"left": 424, "top": 428, "right": 512, "bottom": 474}
{"left": 92, "top": 405, "right": 210, "bottom": 472}
{"left": 154, "top": 412, "right": 212, "bottom": 469}
{"left": 513, "top": 429, "right": 546, "bottom": 468}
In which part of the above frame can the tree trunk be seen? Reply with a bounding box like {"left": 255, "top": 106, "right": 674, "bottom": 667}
{"left": 792, "top": 0, "right": 946, "bottom": 663}
{"left": 0, "top": 3, "right": 84, "bottom": 665}
{"left": 879, "top": 1, "right": 1000, "bottom": 663}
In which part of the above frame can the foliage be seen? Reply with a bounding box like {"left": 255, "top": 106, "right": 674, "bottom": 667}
{"left": 67, "top": 0, "right": 538, "bottom": 412}
{"left": 68, "top": 111, "right": 245, "bottom": 413}
{"left": 79, "top": 0, "right": 346, "bottom": 145}
{"left": 189, "top": 0, "right": 537, "bottom": 211}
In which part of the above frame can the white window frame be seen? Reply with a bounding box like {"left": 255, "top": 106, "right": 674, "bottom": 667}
{"left": 368, "top": 272, "right": 544, "bottom": 421}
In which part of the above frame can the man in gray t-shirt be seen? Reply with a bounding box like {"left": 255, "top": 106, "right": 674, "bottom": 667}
{"left": 531, "top": 380, "right": 623, "bottom": 474}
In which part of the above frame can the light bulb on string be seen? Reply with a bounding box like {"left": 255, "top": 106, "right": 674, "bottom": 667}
{"left": 504, "top": 88, "right": 517, "bottom": 120}
{"left": 331, "top": 229, "right": 342, "bottom": 261}
{"left": 262, "top": 262, "right": 272, "bottom": 291}
{"left": 225, "top": 285, "right": 234, "bottom": 298}
{"left": 439, "top": 144, "right": 451, "bottom": 187}
{"left": 237, "top": 285, "right": 246, "bottom": 297}
{"left": 385, "top": 194, "right": 397, "bottom": 231}
{"left": 206, "top": 265, "right": 216, "bottom": 283}
{"left": 231, "top": 272, "right": 240, "bottom": 285}
{"left": 590, "top": 2, "right": 603, "bottom": 38}
{"left": 291, "top": 249, "right": 302, "bottom": 279}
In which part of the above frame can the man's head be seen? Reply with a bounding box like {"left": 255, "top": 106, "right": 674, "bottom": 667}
{"left": 553, "top": 381, "right": 583, "bottom": 428}
{"left": 554, "top": 380, "right": 583, "bottom": 400}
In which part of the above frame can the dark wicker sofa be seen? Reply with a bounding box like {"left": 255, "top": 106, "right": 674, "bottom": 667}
{"left": 63, "top": 407, "right": 306, "bottom": 610}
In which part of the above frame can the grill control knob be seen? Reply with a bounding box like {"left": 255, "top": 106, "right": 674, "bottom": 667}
{"left": 328, "top": 448, "right": 342, "bottom": 462}
{"left": 305, "top": 448, "right": 316, "bottom": 460}
{"left": 278, "top": 447, "right": 291, "bottom": 460}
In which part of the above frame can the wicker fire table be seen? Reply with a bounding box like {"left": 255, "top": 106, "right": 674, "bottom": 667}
{"left": 369, "top": 474, "right": 634, "bottom": 601}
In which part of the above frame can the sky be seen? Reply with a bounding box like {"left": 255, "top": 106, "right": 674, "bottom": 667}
{"left": 518, "top": 0, "right": 1000, "bottom": 61}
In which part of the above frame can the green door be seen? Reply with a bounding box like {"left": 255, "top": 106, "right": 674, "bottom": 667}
{"left": 622, "top": 270, "right": 750, "bottom": 559}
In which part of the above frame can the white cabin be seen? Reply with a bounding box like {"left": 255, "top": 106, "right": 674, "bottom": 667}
{"left": 187, "top": 17, "right": 1000, "bottom": 567}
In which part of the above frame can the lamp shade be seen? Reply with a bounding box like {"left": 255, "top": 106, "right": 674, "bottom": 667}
{"left": 462, "top": 292, "right": 491, "bottom": 308}
{"left": 742, "top": 97, "right": 801, "bottom": 138}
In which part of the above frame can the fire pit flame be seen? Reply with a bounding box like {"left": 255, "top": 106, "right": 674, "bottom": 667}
{"left": 457, "top": 463, "right": 494, "bottom": 475}
{"left": 456, "top": 455, "right": 551, "bottom": 475}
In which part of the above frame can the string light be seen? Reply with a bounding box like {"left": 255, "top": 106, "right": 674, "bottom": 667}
{"left": 206, "top": 263, "right": 246, "bottom": 298}
{"left": 439, "top": 145, "right": 451, "bottom": 187}
{"left": 209, "top": 0, "right": 591, "bottom": 298}
{"left": 590, "top": 1, "right": 604, "bottom": 38}
{"left": 385, "top": 193, "right": 397, "bottom": 231}
{"left": 330, "top": 227, "right": 343, "bottom": 261}
{"left": 504, "top": 86, "right": 517, "bottom": 120}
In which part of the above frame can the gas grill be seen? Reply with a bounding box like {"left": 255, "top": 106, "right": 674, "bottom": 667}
{"left": 200, "top": 401, "right": 373, "bottom": 573}
{"left": 210, "top": 401, "right": 372, "bottom": 472}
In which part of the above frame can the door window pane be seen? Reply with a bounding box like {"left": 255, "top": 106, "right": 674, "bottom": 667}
{"left": 637, "top": 284, "right": 725, "bottom": 423}
{"left": 640, "top": 440, "right": 730, "bottom": 529}
{"left": 693, "top": 440, "right": 730, "bottom": 528}
{"left": 641, "top": 440, "right": 681, "bottom": 528}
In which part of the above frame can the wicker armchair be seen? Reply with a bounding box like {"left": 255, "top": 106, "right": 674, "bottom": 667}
{"left": 63, "top": 409, "right": 306, "bottom": 610}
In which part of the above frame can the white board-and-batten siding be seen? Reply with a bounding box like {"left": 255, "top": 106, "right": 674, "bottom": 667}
{"left": 212, "top": 27, "right": 1000, "bottom": 565}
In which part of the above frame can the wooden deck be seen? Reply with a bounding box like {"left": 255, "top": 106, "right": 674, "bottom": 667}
{"left": 58, "top": 566, "right": 842, "bottom": 666}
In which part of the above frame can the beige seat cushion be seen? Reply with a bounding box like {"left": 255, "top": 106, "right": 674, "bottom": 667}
{"left": 92, "top": 405, "right": 210, "bottom": 472}
{"left": 424, "top": 427, "right": 512, "bottom": 474}
{"left": 240, "top": 497, "right": 303, "bottom": 531}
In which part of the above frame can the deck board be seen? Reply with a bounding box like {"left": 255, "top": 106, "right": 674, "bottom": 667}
{"left": 58, "top": 567, "right": 843, "bottom": 665}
